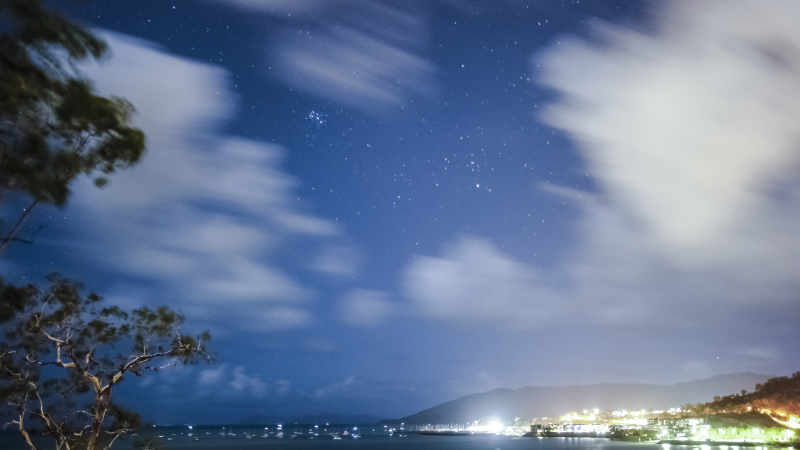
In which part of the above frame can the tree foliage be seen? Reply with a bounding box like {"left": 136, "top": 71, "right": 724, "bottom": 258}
{"left": 684, "top": 372, "right": 800, "bottom": 419}
{"left": 0, "top": 0, "right": 145, "bottom": 250}
{"left": 0, "top": 4, "right": 215, "bottom": 450}
{"left": 0, "top": 275, "right": 212, "bottom": 450}
{"left": 708, "top": 427, "right": 798, "bottom": 443}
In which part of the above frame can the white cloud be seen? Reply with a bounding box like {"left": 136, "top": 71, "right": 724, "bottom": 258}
{"left": 405, "top": 237, "right": 555, "bottom": 327}
{"left": 537, "top": 0, "right": 800, "bottom": 308}
{"left": 339, "top": 289, "right": 394, "bottom": 327}
{"left": 737, "top": 346, "right": 781, "bottom": 361}
{"left": 88, "top": 33, "right": 234, "bottom": 136}
{"left": 67, "top": 32, "right": 339, "bottom": 331}
{"left": 313, "top": 245, "right": 361, "bottom": 276}
{"left": 199, "top": 365, "right": 225, "bottom": 386}
{"left": 272, "top": 23, "right": 436, "bottom": 112}
{"left": 211, "top": 0, "right": 437, "bottom": 112}
{"left": 246, "top": 307, "right": 313, "bottom": 332}
{"left": 230, "top": 366, "right": 268, "bottom": 396}
{"left": 405, "top": 1, "right": 800, "bottom": 336}
{"left": 537, "top": 0, "right": 800, "bottom": 264}
{"left": 211, "top": 0, "right": 324, "bottom": 15}
{"left": 273, "top": 212, "right": 340, "bottom": 236}
{"left": 310, "top": 375, "right": 358, "bottom": 399}
{"left": 197, "top": 364, "right": 268, "bottom": 397}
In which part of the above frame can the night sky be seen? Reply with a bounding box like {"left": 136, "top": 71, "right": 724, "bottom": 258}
{"left": 5, "top": 0, "right": 800, "bottom": 424}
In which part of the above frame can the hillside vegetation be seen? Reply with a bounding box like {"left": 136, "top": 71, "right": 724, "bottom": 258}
{"left": 686, "top": 371, "right": 800, "bottom": 422}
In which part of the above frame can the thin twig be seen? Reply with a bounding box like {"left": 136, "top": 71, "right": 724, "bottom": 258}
{"left": 0, "top": 198, "right": 42, "bottom": 252}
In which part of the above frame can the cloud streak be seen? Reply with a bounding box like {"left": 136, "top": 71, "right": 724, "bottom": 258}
{"left": 212, "top": 0, "right": 437, "bottom": 112}
{"left": 67, "top": 32, "right": 340, "bottom": 332}
{"left": 339, "top": 289, "right": 394, "bottom": 327}
{"left": 406, "top": 237, "right": 555, "bottom": 328}
{"left": 539, "top": 0, "right": 800, "bottom": 256}
{"left": 404, "top": 0, "right": 800, "bottom": 347}
{"left": 272, "top": 23, "right": 436, "bottom": 112}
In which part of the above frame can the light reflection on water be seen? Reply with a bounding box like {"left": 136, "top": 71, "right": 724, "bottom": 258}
{"left": 4, "top": 430, "right": 752, "bottom": 450}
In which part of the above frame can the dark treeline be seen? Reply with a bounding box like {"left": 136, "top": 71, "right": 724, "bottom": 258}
{"left": 683, "top": 371, "right": 800, "bottom": 419}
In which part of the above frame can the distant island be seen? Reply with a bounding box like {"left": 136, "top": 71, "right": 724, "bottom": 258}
{"left": 377, "top": 371, "right": 799, "bottom": 446}
{"left": 219, "top": 371, "right": 799, "bottom": 447}
{"left": 383, "top": 372, "right": 770, "bottom": 425}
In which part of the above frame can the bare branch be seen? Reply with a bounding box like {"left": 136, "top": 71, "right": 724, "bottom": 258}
{"left": 0, "top": 198, "right": 41, "bottom": 252}
{"left": 103, "top": 430, "right": 126, "bottom": 450}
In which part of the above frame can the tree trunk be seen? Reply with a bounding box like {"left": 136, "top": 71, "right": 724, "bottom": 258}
{"left": 17, "top": 418, "right": 37, "bottom": 450}
{"left": 87, "top": 388, "right": 109, "bottom": 450}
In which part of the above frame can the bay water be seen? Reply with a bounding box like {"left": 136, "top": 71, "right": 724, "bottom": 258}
{"left": 0, "top": 428, "right": 760, "bottom": 450}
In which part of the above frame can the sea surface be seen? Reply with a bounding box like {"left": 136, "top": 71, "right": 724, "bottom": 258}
{"left": 1, "top": 427, "right": 780, "bottom": 450}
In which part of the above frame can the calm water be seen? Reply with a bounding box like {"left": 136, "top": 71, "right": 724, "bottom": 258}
{"left": 0, "top": 429, "right": 760, "bottom": 450}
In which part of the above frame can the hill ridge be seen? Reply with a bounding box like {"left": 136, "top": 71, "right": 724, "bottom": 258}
{"left": 385, "top": 372, "right": 771, "bottom": 425}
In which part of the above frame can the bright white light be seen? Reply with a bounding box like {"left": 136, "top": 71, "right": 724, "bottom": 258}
{"left": 487, "top": 422, "right": 504, "bottom": 434}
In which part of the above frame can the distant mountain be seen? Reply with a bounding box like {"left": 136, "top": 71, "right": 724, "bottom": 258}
{"left": 238, "top": 413, "right": 386, "bottom": 426}
{"left": 385, "top": 372, "right": 770, "bottom": 425}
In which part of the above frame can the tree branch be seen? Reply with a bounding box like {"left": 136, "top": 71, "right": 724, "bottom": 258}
{"left": 0, "top": 198, "right": 41, "bottom": 252}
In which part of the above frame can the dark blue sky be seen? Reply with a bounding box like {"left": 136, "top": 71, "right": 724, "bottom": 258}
{"left": 7, "top": 0, "right": 800, "bottom": 424}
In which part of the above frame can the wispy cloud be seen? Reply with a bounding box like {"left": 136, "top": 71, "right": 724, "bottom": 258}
{"left": 405, "top": 1, "right": 800, "bottom": 341}
{"left": 537, "top": 0, "right": 800, "bottom": 299}
{"left": 67, "top": 32, "right": 339, "bottom": 332}
{"left": 476, "top": 370, "right": 502, "bottom": 392}
{"left": 230, "top": 366, "right": 269, "bottom": 396}
{"left": 539, "top": 1, "right": 800, "bottom": 257}
{"left": 405, "top": 237, "right": 555, "bottom": 328}
{"left": 209, "top": 0, "right": 437, "bottom": 112}
{"left": 272, "top": 23, "right": 436, "bottom": 112}
{"left": 310, "top": 375, "right": 359, "bottom": 399}
{"left": 198, "top": 364, "right": 268, "bottom": 397}
{"left": 214, "top": 0, "right": 325, "bottom": 16}
{"left": 737, "top": 346, "right": 781, "bottom": 361}
{"left": 339, "top": 289, "right": 394, "bottom": 327}
{"left": 313, "top": 245, "right": 361, "bottom": 276}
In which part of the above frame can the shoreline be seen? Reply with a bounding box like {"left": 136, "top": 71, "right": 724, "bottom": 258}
{"left": 655, "top": 439, "right": 797, "bottom": 448}
{"left": 518, "top": 433, "right": 797, "bottom": 448}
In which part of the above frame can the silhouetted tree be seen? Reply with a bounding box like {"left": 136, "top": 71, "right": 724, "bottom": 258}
{"left": 0, "top": 275, "right": 212, "bottom": 450}
{"left": 0, "top": 0, "right": 145, "bottom": 251}
{"left": 696, "top": 372, "right": 800, "bottom": 419}
{"left": 0, "top": 4, "right": 212, "bottom": 450}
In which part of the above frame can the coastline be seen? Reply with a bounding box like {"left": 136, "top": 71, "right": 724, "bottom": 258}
{"left": 655, "top": 439, "right": 797, "bottom": 448}
{"left": 519, "top": 433, "right": 798, "bottom": 448}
